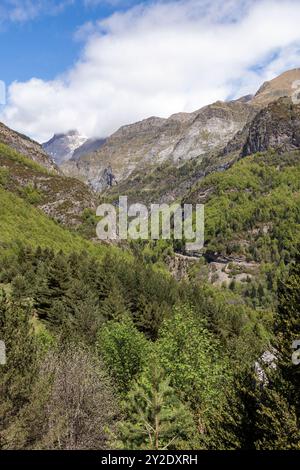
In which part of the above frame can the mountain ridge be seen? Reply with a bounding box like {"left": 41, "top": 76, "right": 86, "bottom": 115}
{"left": 57, "top": 68, "right": 300, "bottom": 192}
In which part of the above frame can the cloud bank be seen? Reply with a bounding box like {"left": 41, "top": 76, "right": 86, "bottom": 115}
{"left": 2, "top": 0, "right": 300, "bottom": 142}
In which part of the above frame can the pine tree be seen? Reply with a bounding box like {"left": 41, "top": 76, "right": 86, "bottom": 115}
{"left": 116, "top": 365, "right": 198, "bottom": 450}
{"left": 0, "top": 291, "right": 38, "bottom": 448}
{"left": 66, "top": 278, "right": 103, "bottom": 342}
{"left": 35, "top": 253, "right": 71, "bottom": 325}
{"left": 100, "top": 282, "right": 129, "bottom": 322}
{"left": 208, "top": 368, "right": 261, "bottom": 449}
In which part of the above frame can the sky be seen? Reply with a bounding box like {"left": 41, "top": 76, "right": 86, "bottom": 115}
{"left": 0, "top": 0, "right": 300, "bottom": 143}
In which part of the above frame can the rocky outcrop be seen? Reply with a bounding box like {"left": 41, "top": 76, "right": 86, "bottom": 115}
{"left": 0, "top": 121, "right": 58, "bottom": 173}
{"left": 242, "top": 98, "right": 300, "bottom": 156}
{"left": 224, "top": 97, "right": 300, "bottom": 157}
{"left": 167, "top": 253, "right": 200, "bottom": 281}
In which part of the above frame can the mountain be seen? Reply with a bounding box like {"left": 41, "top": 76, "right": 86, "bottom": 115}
{"left": 72, "top": 137, "right": 106, "bottom": 161}
{"left": 42, "top": 130, "right": 88, "bottom": 165}
{"left": 251, "top": 68, "right": 300, "bottom": 107}
{"left": 0, "top": 121, "right": 58, "bottom": 173}
{"left": 60, "top": 68, "right": 300, "bottom": 192}
{"left": 42, "top": 130, "right": 107, "bottom": 165}
{"left": 224, "top": 96, "right": 300, "bottom": 157}
{"left": 62, "top": 100, "right": 254, "bottom": 191}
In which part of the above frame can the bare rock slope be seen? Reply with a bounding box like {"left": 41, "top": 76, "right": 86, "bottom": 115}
{"left": 62, "top": 100, "right": 254, "bottom": 191}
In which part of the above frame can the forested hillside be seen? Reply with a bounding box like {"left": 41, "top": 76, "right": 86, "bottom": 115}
{"left": 1, "top": 75, "right": 300, "bottom": 450}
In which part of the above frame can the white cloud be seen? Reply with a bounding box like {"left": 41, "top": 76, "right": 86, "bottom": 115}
{"left": 2, "top": 0, "right": 300, "bottom": 142}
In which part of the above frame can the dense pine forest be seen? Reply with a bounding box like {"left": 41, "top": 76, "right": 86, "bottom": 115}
{"left": 0, "top": 242, "right": 299, "bottom": 448}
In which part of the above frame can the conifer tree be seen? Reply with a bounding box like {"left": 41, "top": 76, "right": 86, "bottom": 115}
{"left": 116, "top": 365, "right": 197, "bottom": 450}
{"left": 0, "top": 292, "right": 38, "bottom": 448}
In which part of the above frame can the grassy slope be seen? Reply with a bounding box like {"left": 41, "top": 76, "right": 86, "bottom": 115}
{"left": 0, "top": 186, "right": 124, "bottom": 260}
{"left": 0, "top": 142, "right": 98, "bottom": 226}
{"left": 0, "top": 142, "right": 53, "bottom": 175}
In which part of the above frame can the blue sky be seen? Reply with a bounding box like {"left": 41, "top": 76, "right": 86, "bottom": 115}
{"left": 1, "top": 0, "right": 300, "bottom": 142}
{"left": 0, "top": 1, "right": 144, "bottom": 83}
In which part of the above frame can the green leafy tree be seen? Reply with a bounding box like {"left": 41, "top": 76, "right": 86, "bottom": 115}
{"left": 97, "top": 317, "right": 150, "bottom": 393}
{"left": 156, "top": 306, "right": 229, "bottom": 431}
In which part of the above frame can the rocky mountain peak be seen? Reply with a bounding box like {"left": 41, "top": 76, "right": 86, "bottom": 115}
{"left": 61, "top": 98, "right": 254, "bottom": 192}
{"left": 251, "top": 68, "right": 300, "bottom": 107}
{"left": 43, "top": 130, "right": 88, "bottom": 165}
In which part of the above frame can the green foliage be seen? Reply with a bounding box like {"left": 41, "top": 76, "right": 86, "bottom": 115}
{"left": 210, "top": 255, "right": 300, "bottom": 450}
{"left": 187, "top": 151, "right": 300, "bottom": 265}
{"left": 0, "top": 292, "right": 38, "bottom": 448}
{"left": 77, "top": 208, "right": 100, "bottom": 239}
{"left": 0, "top": 187, "right": 123, "bottom": 259}
{"left": 0, "top": 167, "right": 10, "bottom": 186}
{"left": 21, "top": 184, "right": 42, "bottom": 204}
{"left": 2, "top": 140, "right": 300, "bottom": 449}
{"left": 0, "top": 142, "right": 52, "bottom": 175}
{"left": 156, "top": 306, "right": 228, "bottom": 419}
{"left": 98, "top": 318, "right": 150, "bottom": 393}
{"left": 115, "top": 365, "right": 198, "bottom": 450}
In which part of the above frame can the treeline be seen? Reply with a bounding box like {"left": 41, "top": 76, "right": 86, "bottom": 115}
{"left": 0, "top": 247, "right": 299, "bottom": 449}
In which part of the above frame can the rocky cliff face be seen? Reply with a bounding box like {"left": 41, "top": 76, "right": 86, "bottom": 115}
{"left": 242, "top": 98, "right": 300, "bottom": 156}
{"left": 0, "top": 121, "right": 58, "bottom": 173}
{"left": 61, "top": 100, "right": 254, "bottom": 191}
{"left": 72, "top": 137, "right": 106, "bottom": 161}
{"left": 224, "top": 97, "right": 300, "bottom": 157}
